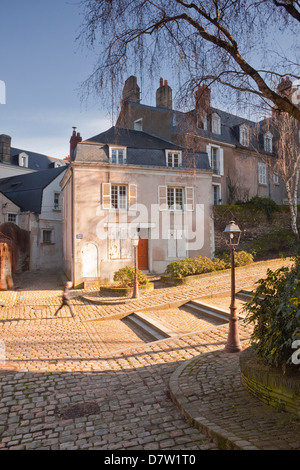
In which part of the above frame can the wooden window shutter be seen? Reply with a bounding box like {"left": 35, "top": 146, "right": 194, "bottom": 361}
{"left": 158, "top": 185, "right": 168, "bottom": 210}
{"left": 102, "top": 183, "right": 111, "bottom": 210}
{"left": 185, "top": 187, "right": 194, "bottom": 211}
{"left": 206, "top": 144, "right": 211, "bottom": 167}
{"left": 129, "top": 184, "right": 137, "bottom": 211}
{"left": 219, "top": 148, "right": 224, "bottom": 176}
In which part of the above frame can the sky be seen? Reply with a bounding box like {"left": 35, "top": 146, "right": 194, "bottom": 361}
{"left": 0, "top": 0, "right": 112, "bottom": 158}
{"left": 0, "top": 1, "right": 297, "bottom": 159}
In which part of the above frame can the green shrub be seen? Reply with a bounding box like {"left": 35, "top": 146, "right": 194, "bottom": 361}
{"left": 246, "top": 229, "right": 298, "bottom": 259}
{"left": 245, "top": 257, "right": 300, "bottom": 372}
{"left": 236, "top": 196, "right": 279, "bottom": 221}
{"left": 164, "top": 251, "right": 253, "bottom": 278}
{"left": 113, "top": 267, "right": 149, "bottom": 287}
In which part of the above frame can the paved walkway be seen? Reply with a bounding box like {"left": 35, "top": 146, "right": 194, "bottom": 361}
{"left": 0, "top": 258, "right": 299, "bottom": 450}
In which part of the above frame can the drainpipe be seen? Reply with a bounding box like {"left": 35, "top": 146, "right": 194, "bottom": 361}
{"left": 71, "top": 165, "right": 75, "bottom": 285}
{"left": 35, "top": 213, "right": 40, "bottom": 270}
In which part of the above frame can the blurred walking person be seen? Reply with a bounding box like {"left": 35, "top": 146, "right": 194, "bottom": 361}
{"left": 55, "top": 281, "right": 75, "bottom": 318}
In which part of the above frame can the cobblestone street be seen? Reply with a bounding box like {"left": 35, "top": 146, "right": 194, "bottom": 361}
{"left": 0, "top": 258, "right": 298, "bottom": 451}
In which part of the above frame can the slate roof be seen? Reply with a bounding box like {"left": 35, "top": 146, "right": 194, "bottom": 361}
{"left": 0, "top": 166, "right": 67, "bottom": 214}
{"left": 124, "top": 100, "right": 271, "bottom": 154}
{"left": 85, "top": 126, "right": 182, "bottom": 150}
{"left": 77, "top": 126, "right": 210, "bottom": 170}
{"left": 173, "top": 107, "right": 266, "bottom": 152}
{"left": 9, "top": 147, "right": 67, "bottom": 170}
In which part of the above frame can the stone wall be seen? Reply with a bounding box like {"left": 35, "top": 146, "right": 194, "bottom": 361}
{"left": 240, "top": 347, "right": 300, "bottom": 416}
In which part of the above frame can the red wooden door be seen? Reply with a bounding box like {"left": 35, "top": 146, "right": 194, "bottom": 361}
{"left": 138, "top": 238, "right": 148, "bottom": 270}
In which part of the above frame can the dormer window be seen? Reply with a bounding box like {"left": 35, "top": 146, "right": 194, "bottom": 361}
{"left": 197, "top": 112, "right": 208, "bottom": 130}
{"left": 109, "top": 147, "right": 127, "bottom": 164}
{"left": 166, "top": 150, "right": 182, "bottom": 168}
{"left": 134, "top": 119, "right": 143, "bottom": 131}
{"left": 18, "top": 152, "right": 28, "bottom": 168}
{"left": 240, "top": 124, "right": 250, "bottom": 147}
{"left": 211, "top": 113, "right": 221, "bottom": 134}
{"left": 264, "top": 132, "right": 273, "bottom": 153}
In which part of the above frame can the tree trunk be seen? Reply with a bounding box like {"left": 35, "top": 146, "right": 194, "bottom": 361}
{"left": 286, "top": 181, "right": 299, "bottom": 238}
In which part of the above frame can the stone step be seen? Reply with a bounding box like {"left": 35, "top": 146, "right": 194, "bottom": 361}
{"left": 185, "top": 300, "right": 231, "bottom": 323}
{"left": 126, "top": 311, "right": 176, "bottom": 341}
{"left": 236, "top": 290, "right": 264, "bottom": 302}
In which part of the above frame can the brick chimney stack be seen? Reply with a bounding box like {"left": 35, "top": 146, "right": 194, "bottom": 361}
{"left": 0, "top": 134, "right": 11, "bottom": 164}
{"left": 195, "top": 84, "right": 211, "bottom": 112}
{"left": 156, "top": 78, "right": 172, "bottom": 109}
{"left": 121, "top": 76, "right": 140, "bottom": 104}
{"left": 277, "top": 77, "right": 293, "bottom": 101}
{"left": 69, "top": 128, "right": 82, "bottom": 160}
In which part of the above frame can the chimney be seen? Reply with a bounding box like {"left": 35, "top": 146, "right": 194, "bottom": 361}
{"left": 0, "top": 134, "right": 11, "bottom": 164}
{"left": 156, "top": 78, "right": 172, "bottom": 109}
{"left": 121, "top": 76, "right": 140, "bottom": 103}
{"left": 277, "top": 76, "right": 293, "bottom": 100}
{"left": 69, "top": 128, "right": 82, "bottom": 159}
{"left": 195, "top": 84, "right": 211, "bottom": 112}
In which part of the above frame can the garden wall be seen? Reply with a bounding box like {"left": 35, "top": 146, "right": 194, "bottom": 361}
{"left": 240, "top": 347, "right": 300, "bottom": 416}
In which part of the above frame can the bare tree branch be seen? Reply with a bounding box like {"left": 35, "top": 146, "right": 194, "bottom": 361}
{"left": 78, "top": 0, "right": 300, "bottom": 120}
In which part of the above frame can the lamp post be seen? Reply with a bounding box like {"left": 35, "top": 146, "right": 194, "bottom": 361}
{"left": 132, "top": 236, "right": 139, "bottom": 299}
{"left": 224, "top": 221, "right": 242, "bottom": 353}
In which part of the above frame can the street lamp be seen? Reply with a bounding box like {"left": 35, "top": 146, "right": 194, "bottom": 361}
{"left": 132, "top": 235, "right": 139, "bottom": 299}
{"left": 224, "top": 221, "right": 242, "bottom": 353}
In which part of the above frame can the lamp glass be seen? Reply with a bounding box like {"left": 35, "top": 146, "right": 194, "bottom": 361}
{"left": 132, "top": 236, "right": 139, "bottom": 247}
{"left": 224, "top": 221, "right": 241, "bottom": 246}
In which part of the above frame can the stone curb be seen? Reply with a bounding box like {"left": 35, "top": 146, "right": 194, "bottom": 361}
{"left": 168, "top": 354, "right": 259, "bottom": 451}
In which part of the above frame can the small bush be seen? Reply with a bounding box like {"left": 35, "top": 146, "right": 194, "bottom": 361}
{"left": 164, "top": 251, "right": 253, "bottom": 278}
{"left": 245, "top": 257, "right": 300, "bottom": 372}
{"left": 246, "top": 229, "right": 298, "bottom": 259}
{"left": 113, "top": 267, "right": 149, "bottom": 287}
{"left": 236, "top": 196, "right": 279, "bottom": 221}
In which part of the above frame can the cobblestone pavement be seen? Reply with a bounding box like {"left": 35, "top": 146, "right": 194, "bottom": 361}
{"left": 0, "top": 258, "right": 298, "bottom": 450}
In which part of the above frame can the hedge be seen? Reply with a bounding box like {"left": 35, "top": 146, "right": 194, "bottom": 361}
{"left": 164, "top": 251, "right": 254, "bottom": 279}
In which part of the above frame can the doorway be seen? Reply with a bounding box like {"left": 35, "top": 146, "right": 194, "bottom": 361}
{"left": 81, "top": 243, "right": 98, "bottom": 278}
{"left": 138, "top": 238, "right": 148, "bottom": 270}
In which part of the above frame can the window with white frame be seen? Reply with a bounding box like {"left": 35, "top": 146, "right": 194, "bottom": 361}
{"left": 109, "top": 147, "right": 126, "bottom": 164}
{"left": 213, "top": 184, "right": 221, "bottom": 205}
{"left": 264, "top": 132, "right": 273, "bottom": 153}
{"left": 7, "top": 213, "right": 17, "bottom": 224}
{"left": 102, "top": 183, "right": 137, "bottom": 210}
{"left": 197, "top": 112, "right": 207, "bottom": 130}
{"left": 42, "top": 229, "right": 52, "bottom": 244}
{"left": 167, "top": 187, "right": 184, "bottom": 211}
{"left": 158, "top": 186, "right": 194, "bottom": 211}
{"left": 211, "top": 113, "right": 221, "bottom": 134}
{"left": 206, "top": 144, "right": 224, "bottom": 176}
{"left": 18, "top": 152, "right": 28, "bottom": 168}
{"left": 134, "top": 119, "right": 143, "bottom": 131}
{"left": 273, "top": 173, "right": 279, "bottom": 185}
{"left": 212, "top": 147, "right": 220, "bottom": 175}
{"left": 240, "top": 125, "right": 250, "bottom": 147}
{"left": 166, "top": 151, "right": 182, "bottom": 168}
{"left": 258, "top": 162, "right": 267, "bottom": 185}
{"left": 54, "top": 192, "right": 60, "bottom": 210}
{"left": 111, "top": 185, "right": 127, "bottom": 210}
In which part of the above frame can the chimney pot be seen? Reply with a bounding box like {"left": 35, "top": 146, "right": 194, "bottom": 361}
{"left": 156, "top": 80, "right": 172, "bottom": 109}
{"left": 160, "top": 77, "right": 163, "bottom": 87}
{"left": 69, "top": 128, "right": 82, "bottom": 160}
